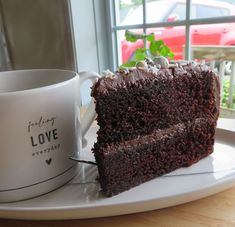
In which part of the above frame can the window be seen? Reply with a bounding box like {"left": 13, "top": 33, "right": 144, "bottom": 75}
{"left": 107, "top": 0, "right": 235, "bottom": 68}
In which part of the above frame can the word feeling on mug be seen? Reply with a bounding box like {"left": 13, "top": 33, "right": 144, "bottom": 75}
{"left": 27, "top": 116, "right": 61, "bottom": 157}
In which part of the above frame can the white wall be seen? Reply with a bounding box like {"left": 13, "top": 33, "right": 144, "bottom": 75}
{"left": 70, "top": 0, "right": 109, "bottom": 104}
{"left": 70, "top": 0, "right": 99, "bottom": 72}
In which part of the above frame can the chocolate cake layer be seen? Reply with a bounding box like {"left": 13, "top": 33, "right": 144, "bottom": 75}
{"left": 92, "top": 62, "right": 220, "bottom": 144}
{"left": 93, "top": 117, "right": 216, "bottom": 197}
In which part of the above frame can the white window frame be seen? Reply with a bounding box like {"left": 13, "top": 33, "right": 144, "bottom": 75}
{"left": 105, "top": 0, "right": 235, "bottom": 70}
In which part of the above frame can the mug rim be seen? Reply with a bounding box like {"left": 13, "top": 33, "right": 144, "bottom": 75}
{"left": 0, "top": 69, "right": 78, "bottom": 96}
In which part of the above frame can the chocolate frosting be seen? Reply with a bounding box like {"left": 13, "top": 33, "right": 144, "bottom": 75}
{"left": 91, "top": 61, "right": 212, "bottom": 97}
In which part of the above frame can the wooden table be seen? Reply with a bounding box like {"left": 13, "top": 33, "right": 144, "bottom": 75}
{"left": 0, "top": 118, "right": 235, "bottom": 226}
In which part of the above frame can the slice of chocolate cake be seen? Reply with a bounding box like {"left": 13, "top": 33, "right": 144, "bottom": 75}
{"left": 91, "top": 59, "right": 220, "bottom": 197}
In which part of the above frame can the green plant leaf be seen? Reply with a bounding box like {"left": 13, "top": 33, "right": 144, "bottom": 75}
{"left": 149, "top": 40, "right": 164, "bottom": 55}
{"left": 123, "top": 30, "right": 175, "bottom": 66}
{"left": 146, "top": 33, "right": 155, "bottom": 42}
{"left": 125, "top": 30, "right": 146, "bottom": 42}
{"left": 135, "top": 48, "right": 147, "bottom": 61}
{"left": 168, "top": 51, "right": 175, "bottom": 59}
{"left": 120, "top": 61, "right": 136, "bottom": 68}
{"left": 161, "top": 46, "right": 171, "bottom": 57}
{"left": 149, "top": 40, "right": 174, "bottom": 58}
{"left": 221, "top": 79, "right": 235, "bottom": 108}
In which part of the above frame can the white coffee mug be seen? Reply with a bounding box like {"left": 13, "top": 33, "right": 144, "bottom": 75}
{"left": 0, "top": 69, "right": 100, "bottom": 202}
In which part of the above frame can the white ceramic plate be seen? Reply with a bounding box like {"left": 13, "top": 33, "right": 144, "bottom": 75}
{"left": 0, "top": 125, "right": 235, "bottom": 220}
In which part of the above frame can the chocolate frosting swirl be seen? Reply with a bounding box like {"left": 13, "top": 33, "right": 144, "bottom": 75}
{"left": 91, "top": 61, "right": 212, "bottom": 97}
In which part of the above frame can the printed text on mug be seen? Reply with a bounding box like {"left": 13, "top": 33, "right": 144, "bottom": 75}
{"left": 28, "top": 116, "right": 56, "bottom": 133}
{"left": 27, "top": 116, "right": 61, "bottom": 157}
{"left": 30, "top": 129, "right": 58, "bottom": 147}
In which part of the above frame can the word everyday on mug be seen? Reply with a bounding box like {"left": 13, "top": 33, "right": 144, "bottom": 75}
{"left": 0, "top": 69, "right": 100, "bottom": 202}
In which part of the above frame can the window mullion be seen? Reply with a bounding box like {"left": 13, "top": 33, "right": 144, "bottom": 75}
{"left": 107, "top": 0, "right": 119, "bottom": 70}
{"left": 185, "top": 0, "right": 191, "bottom": 60}
{"left": 143, "top": 0, "right": 147, "bottom": 49}
{"left": 114, "top": 15, "right": 235, "bottom": 31}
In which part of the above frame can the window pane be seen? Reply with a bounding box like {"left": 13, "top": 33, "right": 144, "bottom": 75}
{"left": 146, "top": 0, "right": 186, "bottom": 23}
{"left": 115, "top": 0, "right": 143, "bottom": 25}
{"left": 191, "top": 0, "right": 235, "bottom": 19}
{"left": 147, "top": 26, "right": 186, "bottom": 60}
{"left": 119, "top": 29, "right": 144, "bottom": 64}
{"left": 191, "top": 23, "right": 235, "bottom": 47}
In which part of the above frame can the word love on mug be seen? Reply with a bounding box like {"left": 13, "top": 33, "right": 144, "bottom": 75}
{"left": 30, "top": 129, "right": 58, "bottom": 147}
{"left": 27, "top": 116, "right": 59, "bottom": 147}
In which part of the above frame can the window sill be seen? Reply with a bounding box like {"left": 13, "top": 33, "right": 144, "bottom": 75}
{"left": 218, "top": 118, "right": 235, "bottom": 132}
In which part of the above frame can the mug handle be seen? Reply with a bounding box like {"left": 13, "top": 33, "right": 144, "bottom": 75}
{"left": 78, "top": 71, "right": 100, "bottom": 147}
